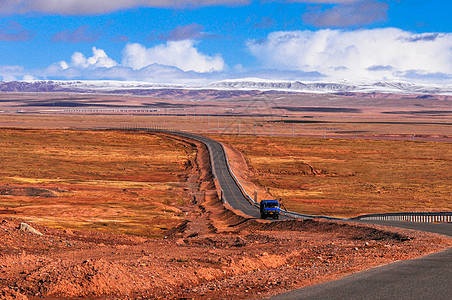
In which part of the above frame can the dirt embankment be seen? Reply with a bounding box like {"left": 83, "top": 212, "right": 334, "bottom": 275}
{"left": 221, "top": 143, "right": 274, "bottom": 202}
{"left": 1, "top": 132, "right": 451, "bottom": 299}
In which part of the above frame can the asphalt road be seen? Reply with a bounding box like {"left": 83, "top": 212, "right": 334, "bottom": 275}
{"left": 170, "top": 131, "right": 263, "bottom": 218}
{"left": 168, "top": 131, "right": 452, "bottom": 299}
{"left": 271, "top": 222, "right": 452, "bottom": 300}
{"left": 355, "top": 220, "right": 452, "bottom": 237}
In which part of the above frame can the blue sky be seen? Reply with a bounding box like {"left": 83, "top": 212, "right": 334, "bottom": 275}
{"left": 0, "top": 0, "right": 451, "bottom": 84}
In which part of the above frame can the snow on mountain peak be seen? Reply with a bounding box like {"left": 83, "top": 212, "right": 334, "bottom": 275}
{"left": 1, "top": 79, "right": 451, "bottom": 96}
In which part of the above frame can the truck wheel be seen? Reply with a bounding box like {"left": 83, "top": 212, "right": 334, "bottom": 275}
{"left": 274, "top": 215, "right": 279, "bottom": 220}
{"left": 261, "top": 214, "right": 266, "bottom": 219}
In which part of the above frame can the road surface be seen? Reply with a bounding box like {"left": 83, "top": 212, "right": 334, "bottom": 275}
{"left": 169, "top": 131, "right": 270, "bottom": 219}
{"left": 271, "top": 222, "right": 452, "bottom": 300}
{"left": 166, "top": 131, "right": 452, "bottom": 300}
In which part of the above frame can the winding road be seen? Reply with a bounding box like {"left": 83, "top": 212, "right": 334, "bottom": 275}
{"left": 165, "top": 130, "right": 452, "bottom": 300}
{"left": 171, "top": 131, "right": 290, "bottom": 220}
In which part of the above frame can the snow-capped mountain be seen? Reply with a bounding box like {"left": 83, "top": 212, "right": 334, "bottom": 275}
{"left": 207, "top": 78, "right": 452, "bottom": 95}
{"left": 1, "top": 79, "right": 452, "bottom": 96}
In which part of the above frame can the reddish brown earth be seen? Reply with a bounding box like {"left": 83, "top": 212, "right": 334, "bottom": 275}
{"left": 1, "top": 135, "right": 451, "bottom": 299}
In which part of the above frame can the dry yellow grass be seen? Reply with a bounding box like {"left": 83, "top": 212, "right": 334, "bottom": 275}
{"left": 214, "top": 135, "right": 452, "bottom": 218}
{"left": 0, "top": 129, "right": 195, "bottom": 237}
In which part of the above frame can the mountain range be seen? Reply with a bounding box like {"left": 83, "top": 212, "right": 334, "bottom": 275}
{"left": 0, "top": 79, "right": 451, "bottom": 100}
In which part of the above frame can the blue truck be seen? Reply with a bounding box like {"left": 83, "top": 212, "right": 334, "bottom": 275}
{"left": 260, "top": 200, "right": 280, "bottom": 219}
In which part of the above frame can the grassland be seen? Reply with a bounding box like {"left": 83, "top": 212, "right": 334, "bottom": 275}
{"left": 0, "top": 129, "right": 195, "bottom": 237}
{"left": 214, "top": 135, "right": 452, "bottom": 217}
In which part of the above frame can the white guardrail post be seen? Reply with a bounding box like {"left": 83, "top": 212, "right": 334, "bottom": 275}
{"left": 350, "top": 212, "right": 452, "bottom": 223}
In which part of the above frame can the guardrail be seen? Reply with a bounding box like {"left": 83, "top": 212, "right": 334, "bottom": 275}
{"left": 350, "top": 211, "right": 452, "bottom": 223}
{"left": 123, "top": 127, "right": 451, "bottom": 224}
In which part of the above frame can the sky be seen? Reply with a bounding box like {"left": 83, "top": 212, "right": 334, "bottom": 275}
{"left": 0, "top": 0, "right": 451, "bottom": 84}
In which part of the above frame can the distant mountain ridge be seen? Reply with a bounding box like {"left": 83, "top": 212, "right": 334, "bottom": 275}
{"left": 208, "top": 79, "right": 452, "bottom": 95}
{"left": 1, "top": 79, "right": 451, "bottom": 100}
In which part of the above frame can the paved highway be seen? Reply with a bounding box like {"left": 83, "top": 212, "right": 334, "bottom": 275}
{"left": 169, "top": 131, "right": 291, "bottom": 220}
{"left": 356, "top": 220, "right": 452, "bottom": 237}
{"left": 166, "top": 131, "right": 452, "bottom": 299}
{"left": 271, "top": 222, "right": 452, "bottom": 300}
{"left": 171, "top": 131, "right": 264, "bottom": 218}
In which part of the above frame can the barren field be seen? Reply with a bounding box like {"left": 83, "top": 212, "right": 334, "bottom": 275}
{"left": 0, "top": 129, "right": 195, "bottom": 238}
{"left": 215, "top": 134, "right": 452, "bottom": 218}
{"left": 0, "top": 129, "right": 450, "bottom": 299}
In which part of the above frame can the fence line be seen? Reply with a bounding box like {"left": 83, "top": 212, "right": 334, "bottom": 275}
{"left": 350, "top": 211, "right": 452, "bottom": 223}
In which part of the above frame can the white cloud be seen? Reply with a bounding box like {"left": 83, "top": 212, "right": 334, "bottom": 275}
{"left": 0, "top": 65, "right": 35, "bottom": 81}
{"left": 122, "top": 41, "right": 225, "bottom": 73}
{"left": 43, "top": 62, "right": 217, "bottom": 84}
{"left": 59, "top": 61, "right": 69, "bottom": 70}
{"left": 60, "top": 47, "right": 118, "bottom": 69}
{"left": 22, "top": 74, "right": 35, "bottom": 81}
{"left": 0, "top": 65, "right": 36, "bottom": 81}
{"left": 247, "top": 28, "right": 452, "bottom": 81}
{"left": 42, "top": 41, "right": 224, "bottom": 83}
{"left": 5, "top": 27, "right": 452, "bottom": 85}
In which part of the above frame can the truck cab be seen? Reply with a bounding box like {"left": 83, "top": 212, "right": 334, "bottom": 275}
{"left": 260, "top": 200, "right": 280, "bottom": 219}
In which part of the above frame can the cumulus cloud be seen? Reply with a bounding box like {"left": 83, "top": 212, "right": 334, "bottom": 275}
{"left": 52, "top": 26, "right": 100, "bottom": 43}
{"left": 122, "top": 41, "right": 225, "bottom": 72}
{"left": 43, "top": 41, "right": 225, "bottom": 82}
{"left": 44, "top": 63, "right": 209, "bottom": 83}
{"left": 0, "top": 21, "right": 34, "bottom": 41}
{"left": 0, "top": 0, "right": 251, "bottom": 15}
{"left": 59, "top": 47, "right": 118, "bottom": 69}
{"left": 302, "top": 0, "right": 388, "bottom": 27}
{"left": 247, "top": 28, "right": 452, "bottom": 81}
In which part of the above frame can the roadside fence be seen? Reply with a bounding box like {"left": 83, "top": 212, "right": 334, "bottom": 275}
{"left": 350, "top": 211, "right": 452, "bottom": 223}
